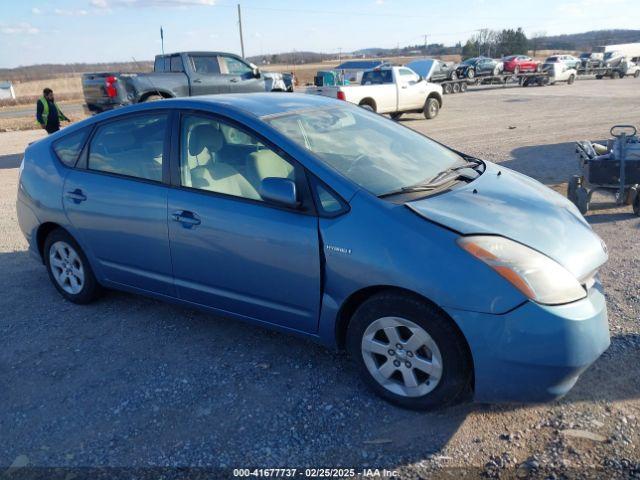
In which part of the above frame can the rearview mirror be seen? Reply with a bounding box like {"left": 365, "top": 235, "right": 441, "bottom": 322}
{"left": 260, "top": 177, "right": 299, "bottom": 208}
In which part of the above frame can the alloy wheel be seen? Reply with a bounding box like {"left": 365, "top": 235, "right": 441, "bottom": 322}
{"left": 361, "top": 316, "right": 443, "bottom": 397}
{"left": 49, "top": 241, "right": 85, "bottom": 295}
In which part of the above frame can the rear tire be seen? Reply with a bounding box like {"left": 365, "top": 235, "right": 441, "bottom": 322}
{"left": 567, "top": 175, "right": 581, "bottom": 204}
{"left": 423, "top": 98, "right": 439, "bottom": 119}
{"left": 346, "top": 292, "right": 472, "bottom": 410}
{"left": 44, "top": 229, "right": 101, "bottom": 304}
{"left": 576, "top": 186, "right": 590, "bottom": 215}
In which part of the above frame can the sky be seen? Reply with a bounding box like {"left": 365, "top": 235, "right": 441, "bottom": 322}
{"left": 1, "top": 0, "right": 639, "bottom": 68}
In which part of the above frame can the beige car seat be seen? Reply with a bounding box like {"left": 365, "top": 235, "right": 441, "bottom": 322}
{"left": 186, "top": 124, "right": 259, "bottom": 200}
{"left": 246, "top": 149, "right": 295, "bottom": 192}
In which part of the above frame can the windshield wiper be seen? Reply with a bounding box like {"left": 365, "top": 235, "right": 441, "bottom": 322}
{"left": 379, "top": 160, "right": 482, "bottom": 198}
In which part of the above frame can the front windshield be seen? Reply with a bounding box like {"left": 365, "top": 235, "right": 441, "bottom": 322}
{"left": 462, "top": 58, "right": 476, "bottom": 65}
{"left": 264, "top": 106, "right": 465, "bottom": 196}
{"left": 604, "top": 52, "right": 615, "bottom": 60}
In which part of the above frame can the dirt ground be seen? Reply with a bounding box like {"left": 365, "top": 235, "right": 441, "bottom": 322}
{"left": 0, "top": 77, "right": 639, "bottom": 479}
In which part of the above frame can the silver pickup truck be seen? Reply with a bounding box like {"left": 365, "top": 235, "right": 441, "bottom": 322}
{"left": 82, "top": 51, "right": 287, "bottom": 114}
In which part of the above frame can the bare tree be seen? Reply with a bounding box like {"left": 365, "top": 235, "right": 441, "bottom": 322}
{"left": 530, "top": 31, "right": 547, "bottom": 58}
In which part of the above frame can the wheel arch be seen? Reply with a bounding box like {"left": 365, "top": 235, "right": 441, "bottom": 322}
{"left": 427, "top": 91, "right": 443, "bottom": 107}
{"left": 138, "top": 90, "right": 174, "bottom": 102}
{"left": 36, "top": 222, "right": 65, "bottom": 262}
{"left": 358, "top": 97, "right": 377, "bottom": 111}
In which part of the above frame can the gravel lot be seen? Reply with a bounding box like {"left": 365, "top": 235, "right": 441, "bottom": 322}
{"left": 1, "top": 78, "right": 639, "bottom": 478}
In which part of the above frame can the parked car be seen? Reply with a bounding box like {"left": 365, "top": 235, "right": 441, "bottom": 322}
{"left": 306, "top": 66, "right": 443, "bottom": 120}
{"left": 579, "top": 52, "right": 604, "bottom": 69}
{"left": 542, "top": 62, "right": 578, "bottom": 85}
{"left": 502, "top": 55, "right": 541, "bottom": 74}
{"left": 603, "top": 50, "right": 627, "bottom": 68}
{"left": 82, "top": 51, "right": 287, "bottom": 114}
{"left": 455, "top": 57, "right": 502, "bottom": 79}
{"left": 625, "top": 60, "right": 640, "bottom": 78}
{"left": 17, "top": 93, "right": 610, "bottom": 409}
{"left": 405, "top": 59, "right": 458, "bottom": 81}
{"left": 544, "top": 55, "right": 582, "bottom": 70}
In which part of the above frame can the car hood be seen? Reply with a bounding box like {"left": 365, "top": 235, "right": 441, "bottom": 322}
{"left": 406, "top": 162, "right": 608, "bottom": 280}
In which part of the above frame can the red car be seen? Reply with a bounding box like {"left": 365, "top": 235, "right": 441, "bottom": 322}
{"left": 502, "top": 55, "right": 541, "bottom": 74}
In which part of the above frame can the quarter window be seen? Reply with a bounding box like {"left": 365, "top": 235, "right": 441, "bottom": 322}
{"left": 53, "top": 127, "right": 91, "bottom": 167}
{"left": 88, "top": 113, "right": 167, "bottom": 182}
{"left": 180, "top": 114, "right": 297, "bottom": 203}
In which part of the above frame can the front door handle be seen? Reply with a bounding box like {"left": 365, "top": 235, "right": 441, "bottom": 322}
{"left": 172, "top": 210, "right": 201, "bottom": 228}
{"left": 65, "top": 189, "right": 87, "bottom": 203}
{"left": 229, "top": 78, "right": 239, "bottom": 83}
{"left": 193, "top": 79, "right": 202, "bottom": 84}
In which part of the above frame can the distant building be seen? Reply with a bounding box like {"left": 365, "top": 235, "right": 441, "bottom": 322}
{"left": 0, "top": 81, "right": 16, "bottom": 100}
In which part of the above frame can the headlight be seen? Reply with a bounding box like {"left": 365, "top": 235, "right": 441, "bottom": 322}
{"left": 457, "top": 235, "right": 587, "bottom": 305}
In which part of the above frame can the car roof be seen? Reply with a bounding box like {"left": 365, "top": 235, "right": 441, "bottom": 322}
{"left": 83, "top": 93, "right": 347, "bottom": 122}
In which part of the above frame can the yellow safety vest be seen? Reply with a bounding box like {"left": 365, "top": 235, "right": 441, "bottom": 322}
{"left": 37, "top": 96, "right": 66, "bottom": 127}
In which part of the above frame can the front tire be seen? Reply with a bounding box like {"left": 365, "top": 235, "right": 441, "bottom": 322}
{"left": 347, "top": 293, "right": 472, "bottom": 410}
{"left": 466, "top": 68, "right": 475, "bottom": 79}
{"left": 389, "top": 112, "right": 403, "bottom": 121}
{"left": 423, "top": 97, "right": 439, "bottom": 119}
{"left": 44, "top": 229, "right": 101, "bottom": 304}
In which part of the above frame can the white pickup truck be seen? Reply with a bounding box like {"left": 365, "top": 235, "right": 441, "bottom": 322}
{"left": 306, "top": 66, "right": 443, "bottom": 120}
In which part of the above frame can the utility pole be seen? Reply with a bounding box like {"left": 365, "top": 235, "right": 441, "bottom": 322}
{"left": 237, "top": 3, "right": 245, "bottom": 58}
{"left": 338, "top": 47, "right": 342, "bottom": 63}
{"left": 423, "top": 34, "right": 429, "bottom": 54}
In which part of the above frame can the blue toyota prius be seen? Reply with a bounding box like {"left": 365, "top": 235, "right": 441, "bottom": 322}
{"left": 17, "top": 93, "right": 610, "bottom": 409}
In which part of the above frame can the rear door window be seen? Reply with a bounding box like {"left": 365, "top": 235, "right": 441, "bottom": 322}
{"left": 170, "top": 55, "right": 184, "bottom": 72}
{"left": 190, "top": 55, "right": 221, "bottom": 75}
{"left": 87, "top": 113, "right": 167, "bottom": 182}
{"left": 53, "top": 127, "right": 91, "bottom": 167}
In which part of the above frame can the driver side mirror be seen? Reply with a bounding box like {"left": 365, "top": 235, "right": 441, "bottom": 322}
{"left": 259, "top": 177, "right": 299, "bottom": 208}
{"left": 252, "top": 67, "right": 261, "bottom": 78}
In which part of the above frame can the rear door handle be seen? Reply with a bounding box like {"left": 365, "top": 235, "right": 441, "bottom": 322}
{"left": 65, "top": 189, "right": 87, "bottom": 203}
{"left": 172, "top": 210, "right": 201, "bottom": 228}
{"left": 229, "top": 78, "right": 239, "bottom": 83}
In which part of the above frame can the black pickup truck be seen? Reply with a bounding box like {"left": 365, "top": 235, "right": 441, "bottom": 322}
{"left": 82, "top": 51, "right": 288, "bottom": 114}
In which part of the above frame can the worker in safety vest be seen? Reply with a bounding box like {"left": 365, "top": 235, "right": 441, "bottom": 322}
{"left": 36, "top": 88, "right": 70, "bottom": 134}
